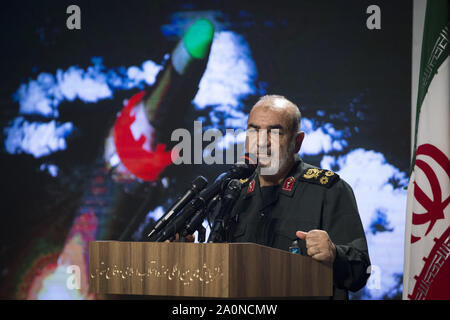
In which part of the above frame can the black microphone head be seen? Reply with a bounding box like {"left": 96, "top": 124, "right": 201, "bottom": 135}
{"left": 224, "top": 179, "right": 242, "bottom": 196}
{"left": 221, "top": 179, "right": 243, "bottom": 207}
{"left": 192, "top": 176, "right": 208, "bottom": 193}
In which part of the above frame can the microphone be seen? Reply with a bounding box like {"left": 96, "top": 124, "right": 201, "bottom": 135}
{"left": 207, "top": 179, "right": 242, "bottom": 243}
{"left": 147, "top": 176, "right": 208, "bottom": 240}
{"left": 154, "top": 154, "right": 257, "bottom": 242}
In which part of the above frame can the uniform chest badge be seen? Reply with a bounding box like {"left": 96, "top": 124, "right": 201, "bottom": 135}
{"left": 282, "top": 176, "right": 295, "bottom": 192}
{"left": 247, "top": 180, "right": 256, "bottom": 194}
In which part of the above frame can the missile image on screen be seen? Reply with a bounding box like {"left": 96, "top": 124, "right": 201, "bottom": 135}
{"left": 0, "top": 17, "right": 215, "bottom": 299}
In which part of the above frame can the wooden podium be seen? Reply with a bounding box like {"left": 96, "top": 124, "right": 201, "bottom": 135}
{"left": 89, "top": 241, "right": 332, "bottom": 298}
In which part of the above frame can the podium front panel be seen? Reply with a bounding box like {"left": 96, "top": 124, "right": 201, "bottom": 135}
{"left": 89, "top": 241, "right": 332, "bottom": 297}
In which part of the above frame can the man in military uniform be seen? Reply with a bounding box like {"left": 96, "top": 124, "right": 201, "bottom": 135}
{"left": 228, "top": 95, "right": 371, "bottom": 300}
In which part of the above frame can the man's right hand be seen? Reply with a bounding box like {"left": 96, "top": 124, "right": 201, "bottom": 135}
{"left": 164, "top": 233, "right": 195, "bottom": 243}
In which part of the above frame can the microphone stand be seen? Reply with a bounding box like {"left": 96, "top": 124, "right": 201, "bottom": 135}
{"left": 208, "top": 179, "right": 242, "bottom": 243}
{"left": 154, "top": 155, "right": 256, "bottom": 242}
{"left": 179, "top": 179, "right": 242, "bottom": 243}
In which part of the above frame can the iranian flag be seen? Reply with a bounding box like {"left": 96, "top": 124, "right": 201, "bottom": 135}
{"left": 403, "top": 0, "right": 450, "bottom": 300}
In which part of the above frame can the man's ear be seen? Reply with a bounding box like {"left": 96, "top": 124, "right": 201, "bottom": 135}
{"left": 294, "top": 131, "right": 305, "bottom": 153}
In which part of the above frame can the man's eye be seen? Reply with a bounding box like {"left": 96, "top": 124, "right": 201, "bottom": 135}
{"left": 269, "top": 130, "right": 281, "bottom": 135}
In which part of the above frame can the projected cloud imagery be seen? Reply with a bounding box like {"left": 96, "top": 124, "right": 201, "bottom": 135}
{"left": 0, "top": 0, "right": 411, "bottom": 300}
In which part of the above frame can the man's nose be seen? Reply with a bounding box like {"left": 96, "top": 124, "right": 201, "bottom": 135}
{"left": 257, "top": 130, "right": 270, "bottom": 148}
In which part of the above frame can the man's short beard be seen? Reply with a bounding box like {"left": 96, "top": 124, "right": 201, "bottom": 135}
{"left": 279, "top": 140, "right": 297, "bottom": 174}
{"left": 258, "top": 139, "right": 297, "bottom": 178}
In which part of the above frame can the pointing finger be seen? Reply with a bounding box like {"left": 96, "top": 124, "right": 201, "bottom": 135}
{"left": 296, "top": 231, "right": 307, "bottom": 240}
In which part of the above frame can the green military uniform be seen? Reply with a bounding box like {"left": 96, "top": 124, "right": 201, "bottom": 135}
{"left": 228, "top": 155, "right": 371, "bottom": 300}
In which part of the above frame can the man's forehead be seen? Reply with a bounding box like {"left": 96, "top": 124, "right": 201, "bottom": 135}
{"left": 249, "top": 101, "right": 288, "bottom": 117}
{"left": 247, "top": 108, "right": 288, "bottom": 128}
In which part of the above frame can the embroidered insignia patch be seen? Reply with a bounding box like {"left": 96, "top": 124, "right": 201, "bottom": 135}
{"left": 320, "top": 176, "right": 329, "bottom": 185}
{"left": 240, "top": 178, "right": 249, "bottom": 184}
{"left": 282, "top": 176, "right": 295, "bottom": 191}
{"left": 325, "top": 171, "right": 335, "bottom": 177}
{"left": 303, "top": 168, "right": 323, "bottom": 179}
{"left": 300, "top": 168, "right": 339, "bottom": 188}
{"left": 247, "top": 180, "right": 256, "bottom": 193}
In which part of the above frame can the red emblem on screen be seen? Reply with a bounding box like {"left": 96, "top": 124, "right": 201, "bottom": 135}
{"left": 411, "top": 144, "right": 450, "bottom": 243}
{"left": 113, "top": 91, "right": 173, "bottom": 181}
{"left": 282, "top": 176, "right": 295, "bottom": 192}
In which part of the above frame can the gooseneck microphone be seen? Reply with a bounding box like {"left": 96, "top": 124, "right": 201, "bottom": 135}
{"left": 207, "top": 179, "right": 242, "bottom": 243}
{"left": 147, "top": 176, "right": 208, "bottom": 241}
{"left": 154, "top": 155, "right": 257, "bottom": 242}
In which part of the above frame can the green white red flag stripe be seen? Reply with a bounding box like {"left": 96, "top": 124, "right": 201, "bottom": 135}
{"left": 403, "top": 0, "right": 450, "bottom": 300}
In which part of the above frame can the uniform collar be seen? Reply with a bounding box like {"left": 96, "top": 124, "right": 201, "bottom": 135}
{"left": 244, "top": 173, "right": 258, "bottom": 199}
{"left": 278, "top": 155, "right": 302, "bottom": 198}
{"left": 244, "top": 155, "right": 303, "bottom": 199}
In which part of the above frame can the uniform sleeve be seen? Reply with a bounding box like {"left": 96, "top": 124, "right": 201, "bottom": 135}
{"left": 322, "top": 179, "right": 371, "bottom": 292}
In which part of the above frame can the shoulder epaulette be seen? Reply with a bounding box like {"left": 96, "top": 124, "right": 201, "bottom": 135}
{"left": 298, "top": 167, "right": 340, "bottom": 188}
